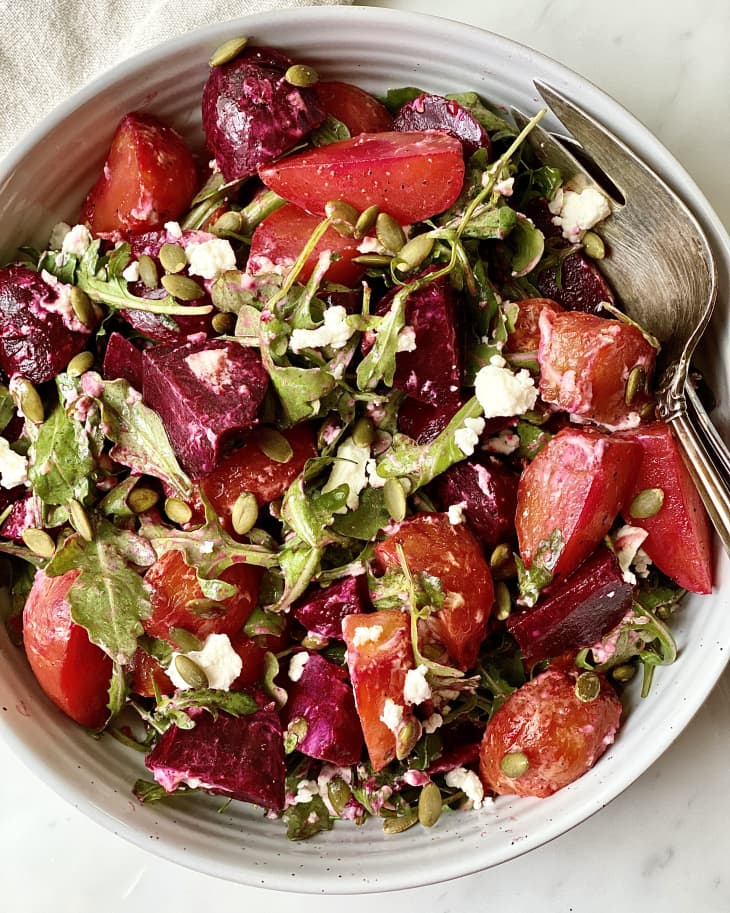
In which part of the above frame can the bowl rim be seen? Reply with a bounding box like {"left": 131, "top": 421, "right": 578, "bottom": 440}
{"left": 0, "top": 4, "right": 728, "bottom": 894}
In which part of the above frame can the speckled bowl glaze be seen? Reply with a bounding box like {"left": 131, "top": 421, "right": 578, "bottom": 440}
{"left": 0, "top": 5, "right": 728, "bottom": 894}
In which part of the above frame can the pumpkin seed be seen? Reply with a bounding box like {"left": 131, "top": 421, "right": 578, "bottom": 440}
{"left": 375, "top": 212, "right": 406, "bottom": 253}
{"left": 352, "top": 254, "right": 393, "bottom": 268}
{"left": 257, "top": 428, "right": 293, "bottom": 463}
{"left": 211, "top": 210, "right": 243, "bottom": 236}
{"left": 16, "top": 379, "right": 44, "bottom": 424}
{"left": 395, "top": 719, "right": 420, "bottom": 760}
{"left": 161, "top": 273, "right": 205, "bottom": 301}
{"left": 68, "top": 499, "right": 93, "bottom": 541}
{"left": 21, "top": 528, "right": 55, "bottom": 559}
{"left": 165, "top": 497, "right": 193, "bottom": 524}
{"left": 382, "top": 810, "right": 418, "bottom": 834}
{"left": 489, "top": 543, "right": 515, "bottom": 578}
{"left": 624, "top": 365, "right": 647, "bottom": 406}
{"left": 138, "top": 254, "right": 159, "bottom": 289}
{"left": 499, "top": 750, "right": 530, "bottom": 779}
{"left": 324, "top": 199, "right": 359, "bottom": 238}
{"left": 67, "top": 351, "right": 94, "bottom": 377}
{"left": 159, "top": 242, "right": 187, "bottom": 274}
{"left": 284, "top": 63, "right": 319, "bottom": 88}
{"left": 582, "top": 230, "right": 605, "bottom": 259}
{"left": 169, "top": 627, "right": 203, "bottom": 652}
{"left": 575, "top": 671, "right": 601, "bottom": 702}
{"left": 640, "top": 400, "right": 657, "bottom": 420}
{"left": 612, "top": 663, "right": 636, "bottom": 683}
{"left": 187, "top": 598, "right": 226, "bottom": 618}
{"left": 174, "top": 654, "right": 209, "bottom": 689}
{"left": 629, "top": 487, "right": 665, "bottom": 519}
{"left": 417, "top": 783, "right": 443, "bottom": 828}
{"left": 384, "top": 477, "right": 407, "bottom": 522}
{"left": 284, "top": 717, "right": 308, "bottom": 754}
{"left": 494, "top": 580, "right": 512, "bottom": 621}
{"left": 327, "top": 777, "right": 352, "bottom": 815}
{"left": 70, "top": 286, "right": 95, "bottom": 327}
{"left": 232, "top": 491, "right": 259, "bottom": 536}
{"left": 301, "top": 633, "right": 329, "bottom": 650}
{"left": 127, "top": 486, "right": 159, "bottom": 514}
{"left": 208, "top": 35, "right": 249, "bottom": 68}
{"left": 351, "top": 416, "right": 375, "bottom": 448}
{"left": 354, "top": 204, "right": 379, "bottom": 239}
{"left": 394, "top": 234, "right": 434, "bottom": 273}
{"left": 212, "top": 312, "right": 235, "bottom": 335}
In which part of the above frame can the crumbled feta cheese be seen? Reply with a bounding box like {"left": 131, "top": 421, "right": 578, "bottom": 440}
{"left": 422, "top": 713, "right": 443, "bottom": 734}
{"left": 494, "top": 177, "right": 514, "bottom": 197}
{"left": 612, "top": 524, "right": 650, "bottom": 585}
{"left": 185, "top": 237, "right": 236, "bottom": 279}
{"left": 288, "top": 651, "right": 310, "bottom": 682}
{"left": 0, "top": 437, "right": 28, "bottom": 489}
{"left": 486, "top": 429, "right": 520, "bottom": 455}
{"left": 352, "top": 624, "right": 384, "bottom": 647}
{"left": 122, "top": 261, "right": 140, "bottom": 282}
{"left": 61, "top": 224, "right": 92, "bottom": 257}
{"left": 366, "top": 458, "right": 386, "bottom": 489}
{"left": 396, "top": 326, "right": 417, "bottom": 352}
{"left": 550, "top": 186, "right": 611, "bottom": 243}
{"left": 289, "top": 305, "right": 354, "bottom": 353}
{"left": 445, "top": 766, "right": 485, "bottom": 809}
{"left": 634, "top": 547, "right": 652, "bottom": 578}
{"left": 293, "top": 779, "right": 319, "bottom": 804}
{"left": 379, "top": 698, "right": 404, "bottom": 733}
{"left": 168, "top": 633, "right": 242, "bottom": 691}
{"left": 475, "top": 362, "right": 537, "bottom": 418}
{"left": 48, "top": 221, "right": 71, "bottom": 251}
{"left": 322, "top": 436, "right": 371, "bottom": 511}
{"left": 185, "top": 348, "right": 231, "bottom": 392}
{"left": 447, "top": 502, "right": 466, "bottom": 525}
{"left": 454, "top": 416, "right": 486, "bottom": 456}
{"left": 164, "top": 221, "right": 183, "bottom": 239}
{"left": 403, "top": 665, "right": 432, "bottom": 705}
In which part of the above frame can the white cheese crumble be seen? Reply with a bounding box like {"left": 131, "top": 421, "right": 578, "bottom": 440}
{"left": 454, "top": 416, "right": 486, "bottom": 456}
{"left": 321, "top": 436, "right": 371, "bottom": 511}
{"left": 48, "top": 221, "right": 72, "bottom": 250}
{"left": 447, "top": 502, "right": 466, "bottom": 525}
{"left": 122, "top": 261, "right": 140, "bottom": 282}
{"left": 612, "top": 524, "right": 649, "bottom": 585}
{"left": 352, "top": 624, "right": 384, "bottom": 647}
{"left": 403, "top": 664, "right": 432, "bottom": 705}
{"left": 487, "top": 429, "right": 520, "bottom": 455}
{"left": 379, "top": 698, "right": 404, "bottom": 733}
{"left": 422, "top": 713, "right": 443, "bottom": 734}
{"left": 164, "top": 220, "right": 183, "bottom": 239}
{"left": 293, "top": 779, "right": 319, "bottom": 804}
{"left": 168, "top": 633, "right": 242, "bottom": 692}
{"left": 366, "top": 457, "right": 386, "bottom": 489}
{"left": 0, "top": 437, "right": 28, "bottom": 489}
{"left": 185, "top": 237, "right": 236, "bottom": 279}
{"left": 549, "top": 186, "right": 611, "bottom": 243}
{"left": 445, "top": 766, "right": 485, "bottom": 809}
{"left": 61, "top": 224, "right": 92, "bottom": 257}
{"left": 634, "top": 547, "right": 652, "bottom": 579}
{"left": 396, "top": 326, "right": 417, "bottom": 352}
{"left": 288, "top": 651, "right": 310, "bottom": 682}
{"left": 185, "top": 348, "right": 231, "bottom": 392}
{"left": 289, "top": 305, "right": 354, "bottom": 353}
{"left": 494, "top": 177, "right": 514, "bottom": 197}
{"left": 475, "top": 358, "right": 537, "bottom": 419}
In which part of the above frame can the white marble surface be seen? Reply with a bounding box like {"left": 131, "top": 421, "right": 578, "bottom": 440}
{"left": 1, "top": 1, "right": 729, "bottom": 911}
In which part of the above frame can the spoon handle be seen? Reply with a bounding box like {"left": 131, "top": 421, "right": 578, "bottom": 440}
{"left": 686, "top": 382, "right": 730, "bottom": 479}
{"left": 670, "top": 411, "right": 730, "bottom": 557}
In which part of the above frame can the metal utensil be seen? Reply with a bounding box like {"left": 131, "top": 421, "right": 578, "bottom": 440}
{"left": 512, "top": 82, "right": 730, "bottom": 554}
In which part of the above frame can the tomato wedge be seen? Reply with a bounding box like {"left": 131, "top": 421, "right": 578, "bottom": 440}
{"left": 258, "top": 131, "right": 465, "bottom": 224}
{"left": 314, "top": 81, "right": 394, "bottom": 134}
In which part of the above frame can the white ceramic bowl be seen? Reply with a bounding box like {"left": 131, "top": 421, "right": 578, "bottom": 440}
{"left": 0, "top": 5, "right": 728, "bottom": 894}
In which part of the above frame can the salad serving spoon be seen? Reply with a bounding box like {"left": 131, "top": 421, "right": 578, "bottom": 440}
{"left": 512, "top": 83, "right": 730, "bottom": 556}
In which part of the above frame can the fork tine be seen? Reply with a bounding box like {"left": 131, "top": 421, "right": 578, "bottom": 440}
{"left": 511, "top": 108, "right": 602, "bottom": 192}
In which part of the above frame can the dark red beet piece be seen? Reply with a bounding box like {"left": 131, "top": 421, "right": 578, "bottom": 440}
{"left": 1, "top": 494, "right": 42, "bottom": 542}
{"left": 142, "top": 338, "right": 269, "bottom": 478}
{"left": 537, "top": 252, "right": 616, "bottom": 315}
{"left": 426, "top": 722, "right": 483, "bottom": 775}
{"left": 280, "top": 651, "right": 364, "bottom": 766}
{"left": 0, "top": 266, "right": 94, "bottom": 383}
{"left": 433, "top": 456, "right": 519, "bottom": 550}
{"left": 394, "top": 94, "right": 490, "bottom": 157}
{"left": 506, "top": 546, "right": 633, "bottom": 667}
{"left": 397, "top": 396, "right": 467, "bottom": 444}
{"left": 145, "top": 705, "right": 285, "bottom": 809}
{"left": 293, "top": 575, "right": 370, "bottom": 640}
{"left": 103, "top": 332, "right": 144, "bottom": 390}
{"left": 202, "top": 47, "right": 326, "bottom": 182}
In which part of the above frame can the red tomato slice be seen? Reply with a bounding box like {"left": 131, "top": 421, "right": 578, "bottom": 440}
{"left": 130, "top": 648, "right": 174, "bottom": 698}
{"left": 247, "top": 204, "right": 365, "bottom": 286}
{"left": 374, "top": 512, "right": 494, "bottom": 670}
{"left": 81, "top": 113, "right": 198, "bottom": 234}
{"left": 342, "top": 610, "right": 415, "bottom": 772}
{"left": 618, "top": 423, "right": 713, "bottom": 593}
{"left": 258, "top": 131, "right": 465, "bottom": 225}
{"left": 143, "top": 550, "right": 261, "bottom": 643}
{"left": 516, "top": 427, "right": 640, "bottom": 580}
{"left": 199, "top": 424, "right": 316, "bottom": 535}
{"left": 314, "top": 81, "right": 394, "bottom": 134}
{"left": 504, "top": 297, "right": 562, "bottom": 354}
{"left": 22, "top": 570, "right": 112, "bottom": 728}
{"left": 228, "top": 632, "right": 268, "bottom": 688}
{"left": 479, "top": 666, "right": 622, "bottom": 797}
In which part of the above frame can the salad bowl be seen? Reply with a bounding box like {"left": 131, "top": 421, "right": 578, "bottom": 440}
{"left": 0, "top": 5, "right": 728, "bottom": 894}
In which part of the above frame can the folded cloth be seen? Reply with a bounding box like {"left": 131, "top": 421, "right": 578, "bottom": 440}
{"left": 0, "top": 0, "right": 352, "bottom": 158}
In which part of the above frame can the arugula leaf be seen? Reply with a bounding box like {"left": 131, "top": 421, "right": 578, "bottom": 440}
{"left": 133, "top": 779, "right": 197, "bottom": 804}
{"left": 380, "top": 86, "right": 425, "bottom": 113}
{"left": 356, "top": 287, "right": 408, "bottom": 391}
{"left": 458, "top": 205, "right": 518, "bottom": 241}
{"left": 516, "top": 419, "right": 552, "bottom": 460}
{"left": 98, "top": 476, "right": 140, "bottom": 518}
{"left": 515, "top": 530, "right": 564, "bottom": 607}
{"left": 283, "top": 795, "right": 334, "bottom": 840}
{"left": 331, "top": 487, "right": 390, "bottom": 540}
{"left": 28, "top": 403, "right": 94, "bottom": 506}
{"left": 281, "top": 479, "right": 349, "bottom": 549}
{"left": 310, "top": 114, "right": 351, "bottom": 146}
{"left": 510, "top": 214, "right": 545, "bottom": 277}
{"left": 150, "top": 688, "right": 258, "bottom": 733}
{"left": 107, "top": 661, "right": 128, "bottom": 720}
{"left": 271, "top": 541, "right": 323, "bottom": 611}
{"left": 0, "top": 385, "right": 17, "bottom": 433}
{"left": 265, "top": 360, "right": 337, "bottom": 426}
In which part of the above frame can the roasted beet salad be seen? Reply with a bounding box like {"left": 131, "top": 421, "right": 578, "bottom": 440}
{"left": 0, "top": 35, "right": 714, "bottom": 840}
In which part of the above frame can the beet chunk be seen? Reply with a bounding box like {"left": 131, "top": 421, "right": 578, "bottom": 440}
{"left": 0, "top": 266, "right": 94, "bottom": 383}
{"left": 280, "top": 651, "right": 364, "bottom": 766}
{"left": 145, "top": 705, "right": 285, "bottom": 810}
{"left": 394, "top": 94, "right": 489, "bottom": 156}
{"left": 506, "top": 546, "right": 633, "bottom": 667}
{"left": 537, "top": 252, "right": 615, "bottom": 314}
{"left": 397, "top": 396, "right": 466, "bottom": 444}
{"left": 293, "top": 575, "right": 370, "bottom": 640}
{"left": 433, "top": 456, "right": 519, "bottom": 550}
{"left": 142, "top": 338, "right": 269, "bottom": 478}
{"left": 202, "top": 47, "right": 326, "bottom": 182}
{"left": 0, "top": 494, "right": 41, "bottom": 542}
{"left": 103, "top": 332, "right": 144, "bottom": 390}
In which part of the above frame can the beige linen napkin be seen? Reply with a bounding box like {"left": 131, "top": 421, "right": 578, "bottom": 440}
{"left": 0, "top": 0, "right": 352, "bottom": 158}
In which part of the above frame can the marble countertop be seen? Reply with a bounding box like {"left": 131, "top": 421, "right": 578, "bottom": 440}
{"left": 2, "top": 1, "right": 729, "bottom": 911}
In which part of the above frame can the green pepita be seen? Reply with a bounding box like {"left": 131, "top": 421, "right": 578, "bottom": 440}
{"left": 67, "top": 351, "right": 94, "bottom": 377}
{"left": 21, "top": 528, "right": 55, "bottom": 559}
{"left": 138, "top": 254, "right": 159, "bottom": 289}
{"left": 417, "top": 783, "right": 443, "bottom": 828}
{"left": 284, "top": 63, "right": 319, "bottom": 88}
{"left": 489, "top": 542, "right": 516, "bottom": 580}
{"left": 165, "top": 497, "right": 193, "bottom": 525}
{"left": 174, "top": 654, "right": 209, "bottom": 689}
{"left": 212, "top": 312, "right": 235, "bottom": 335}
{"left": 499, "top": 750, "right": 530, "bottom": 779}
{"left": 231, "top": 491, "right": 259, "bottom": 536}
{"left": 187, "top": 598, "right": 226, "bottom": 618}
{"left": 582, "top": 230, "right": 605, "bottom": 259}
{"left": 394, "top": 234, "right": 434, "bottom": 273}
{"left": 611, "top": 663, "right": 636, "bottom": 684}
{"left": 257, "top": 428, "right": 293, "bottom": 463}
{"left": 629, "top": 487, "right": 665, "bottom": 519}
{"left": 159, "top": 242, "right": 187, "bottom": 274}
{"left": 208, "top": 36, "right": 249, "bottom": 68}
{"left": 640, "top": 400, "right": 657, "bottom": 420}
{"left": 70, "top": 286, "right": 95, "bottom": 327}
{"left": 16, "top": 379, "right": 44, "bottom": 424}
{"left": 161, "top": 273, "right": 205, "bottom": 301}
{"left": 127, "top": 486, "right": 159, "bottom": 514}
{"left": 375, "top": 212, "right": 406, "bottom": 253}
{"left": 351, "top": 416, "right": 375, "bottom": 449}
{"left": 301, "top": 633, "right": 329, "bottom": 650}
{"left": 327, "top": 777, "right": 352, "bottom": 816}
{"left": 384, "top": 477, "right": 407, "bottom": 522}
{"left": 382, "top": 810, "right": 418, "bottom": 834}
{"left": 624, "top": 365, "right": 647, "bottom": 406}
{"left": 494, "top": 580, "right": 512, "bottom": 621}
{"left": 352, "top": 254, "right": 393, "bottom": 268}
{"left": 324, "top": 199, "right": 359, "bottom": 238}
{"left": 211, "top": 210, "right": 243, "bottom": 236}
{"left": 68, "top": 499, "right": 93, "bottom": 542}
{"left": 284, "top": 717, "right": 308, "bottom": 754}
{"left": 169, "top": 627, "right": 203, "bottom": 653}
{"left": 575, "top": 671, "right": 601, "bottom": 702}
{"left": 395, "top": 719, "right": 420, "bottom": 760}
{"left": 354, "top": 204, "right": 379, "bottom": 239}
